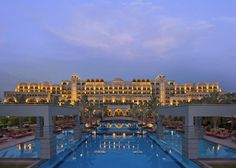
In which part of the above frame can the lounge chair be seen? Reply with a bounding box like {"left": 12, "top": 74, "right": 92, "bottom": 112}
{"left": 0, "top": 136, "right": 8, "bottom": 143}
{"left": 231, "top": 136, "right": 236, "bottom": 143}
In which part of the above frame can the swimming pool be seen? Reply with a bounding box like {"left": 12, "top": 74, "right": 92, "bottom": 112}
{"left": 162, "top": 130, "right": 236, "bottom": 158}
{"left": 56, "top": 135, "right": 184, "bottom": 168}
{"left": 1, "top": 126, "right": 236, "bottom": 168}
{"left": 0, "top": 129, "right": 76, "bottom": 158}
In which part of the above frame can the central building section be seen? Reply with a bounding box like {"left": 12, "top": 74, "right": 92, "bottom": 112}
{"left": 83, "top": 78, "right": 152, "bottom": 104}
{"left": 79, "top": 77, "right": 153, "bottom": 117}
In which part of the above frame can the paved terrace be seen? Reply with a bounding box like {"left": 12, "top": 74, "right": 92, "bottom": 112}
{"left": 157, "top": 104, "right": 236, "bottom": 160}
{"left": 0, "top": 104, "right": 81, "bottom": 159}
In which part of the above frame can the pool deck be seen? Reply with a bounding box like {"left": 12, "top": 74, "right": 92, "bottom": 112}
{"left": 0, "top": 158, "right": 41, "bottom": 168}
{"left": 204, "top": 135, "right": 236, "bottom": 150}
{"left": 0, "top": 136, "right": 35, "bottom": 150}
{"left": 197, "top": 159, "right": 236, "bottom": 168}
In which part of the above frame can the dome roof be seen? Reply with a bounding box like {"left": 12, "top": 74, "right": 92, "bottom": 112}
{"left": 112, "top": 78, "right": 124, "bottom": 82}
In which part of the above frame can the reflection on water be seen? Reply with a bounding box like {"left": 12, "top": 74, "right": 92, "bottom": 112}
{"left": 162, "top": 129, "right": 236, "bottom": 158}
{"left": 0, "top": 129, "right": 76, "bottom": 158}
{"left": 199, "top": 140, "right": 236, "bottom": 158}
{"left": 16, "top": 143, "right": 32, "bottom": 152}
{"left": 0, "top": 140, "right": 40, "bottom": 158}
{"left": 58, "top": 135, "right": 183, "bottom": 168}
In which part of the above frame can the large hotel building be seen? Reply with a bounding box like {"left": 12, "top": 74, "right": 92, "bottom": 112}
{"left": 3, "top": 74, "right": 222, "bottom": 111}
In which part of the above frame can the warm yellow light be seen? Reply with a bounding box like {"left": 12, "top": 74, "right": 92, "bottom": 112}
{"left": 147, "top": 123, "right": 153, "bottom": 128}
{"left": 17, "top": 144, "right": 21, "bottom": 150}
{"left": 28, "top": 144, "right": 32, "bottom": 151}
{"left": 92, "top": 130, "right": 96, "bottom": 136}
{"left": 217, "top": 144, "right": 221, "bottom": 151}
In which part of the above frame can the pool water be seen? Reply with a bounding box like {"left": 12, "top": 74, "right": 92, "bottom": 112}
{"left": 0, "top": 139, "right": 39, "bottom": 158}
{"left": 0, "top": 129, "right": 76, "bottom": 158}
{"left": 199, "top": 139, "right": 236, "bottom": 158}
{"left": 163, "top": 130, "right": 236, "bottom": 158}
{"left": 57, "top": 135, "right": 184, "bottom": 168}
{"left": 1, "top": 127, "right": 236, "bottom": 168}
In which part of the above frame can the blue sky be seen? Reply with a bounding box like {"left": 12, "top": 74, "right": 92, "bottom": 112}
{"left": 0, "top": 0, "right": 236, "bottom": 98}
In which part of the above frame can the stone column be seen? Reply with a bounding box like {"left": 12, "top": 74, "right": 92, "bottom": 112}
{"left": 182, "top": 125, "right": 199, "bottom": 159}
{"left": 195, "top": 117, "right": 204, "bottom": 138}
{"left": 40, "top": 115, "right": 56, "bottom": 159}
{"left": 74, "top": 115, "right": 81, "bottom": 140}
{"left": 35, "top": 117, "right": 43, "bottom": 138}
{"left": 182, "top": 116, "right": 201, "bottom": 159}
{"left": 19, "top": 117, "right": 23, "bottom": 129}
{"left": 156, "top": 116, "right": 164, "bottom": 139}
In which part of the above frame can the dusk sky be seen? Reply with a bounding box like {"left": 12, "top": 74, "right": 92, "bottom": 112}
{"left": 0, "top": 0, "right": 236, "bottom": 98}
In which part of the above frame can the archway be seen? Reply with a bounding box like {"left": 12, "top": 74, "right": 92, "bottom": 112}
{"left": 105, "top": 109, "right": 112, "bottom": 117}
{"left": 26, "top": 98, "right": 37, "bottom": 104}
{"left": 126, "top": 108, "right": 131, "bottom": 116}
{"left": 114, "top": 108, "right": 123, "bottom": 117}
{"left": 38, "top": 98, "right": 48, "bottom": 104}
{"left": 4, "top": 97, "right": 17, "bottom": 103}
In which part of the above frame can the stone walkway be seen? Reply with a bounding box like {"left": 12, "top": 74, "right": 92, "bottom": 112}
{"left": 0, "top": 136, "right": 35, "bottom": 150}
{"left": 204, "top": 135, "right": 236, "bottom": 149}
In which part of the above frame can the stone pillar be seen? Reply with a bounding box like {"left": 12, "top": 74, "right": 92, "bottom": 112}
{"left": 182, "top": 125, "right": 199, "bottom": 159}
{"left": 156, "top": 116, "right": 164, "bottom": 139}
{"left": 195, "top": 117, "right": 204, "bottom": 138}
{"left": 35, "top": 117, "right": 43, "bottom": 138}
{"left": 112, "top": 109, "right": 115, "bottom": 117}
{"left": 74, "top": 115, "right": 81, "bottom": 140}
{"left": 52, "top": 116, "right": 56, "bottom": 131}
{"left": 40, "top": 115, "right": 56, "bottom": 159}
{"left": 19, "top": 117, "right": 23, "bottom": 129}
{"left": 213, "top": 117, "right": 218, "bottom": 129}
{"left": 182, "top": 116, "right": 203, "bottom": 160}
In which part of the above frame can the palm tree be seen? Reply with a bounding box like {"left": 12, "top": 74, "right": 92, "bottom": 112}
{"left": 50, "top": 95, "right": 59, "bottom": 105}
{"left": 78, "top": 94, "right": 89, "bottom": 124}
{"left": 137, "top": 102, "right": 149, "bottom": 125}
{"left": 99, "top": 104, "right": 107, "bottom": 120}
{"left": 130, "top": 104, "right": 139, "bottom": 119}
{"left": 220, "top": 92, "right": 236, "bottom": 104}
{"left": 86, "top": 103, "right": 96, "bottom": 126}
{"left": 147, "top": 94, "right": 159, "bottom": 123}
{"left": 16, "top": 95, "right": 26, "bottom": 104}
{"left": 91, "top": 102, "right": 103, "bottom": 124}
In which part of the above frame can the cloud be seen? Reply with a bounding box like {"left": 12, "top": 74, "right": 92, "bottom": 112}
{"left": 143, "top": 37, "right": 177, "bottom": 56}
{"left": 215, "top": 16, "right": 236, "bottom": 24}
{"left": 193, "top": 20, "right": 214, "bottom": 30}
{"left": 44, "top": 0, "right": 215, "bottom": 60}
{"left": 47, "top": 23, "right": 134, "bottom": 50}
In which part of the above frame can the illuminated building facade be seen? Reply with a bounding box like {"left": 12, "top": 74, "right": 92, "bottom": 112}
{"left": 3, "top": 74, "right": 222, "bottom": 115}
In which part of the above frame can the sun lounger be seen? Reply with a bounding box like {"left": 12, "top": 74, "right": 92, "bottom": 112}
{"left": 0, "top": 137, "right": 8, "bottom": 143}
{"left": 231, "top": 136, "right": 236, "bottom": 143}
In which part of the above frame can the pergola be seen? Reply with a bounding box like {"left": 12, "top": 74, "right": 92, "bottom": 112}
{"left": 157, "top": 104, "right": 236, "bottom": 159}
{"left": 0, "top": 104, "right": 81, "bottom": 159}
